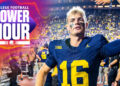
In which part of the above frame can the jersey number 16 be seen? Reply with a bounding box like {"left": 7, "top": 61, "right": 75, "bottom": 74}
{"left": 60, "top": 60, "right": 89, "bottom": 86}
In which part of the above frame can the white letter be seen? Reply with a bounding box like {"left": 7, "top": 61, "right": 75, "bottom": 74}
{"left": 23, "top": 10, "right": 29, "bottom": 22}
{"left": 1, "top": 10, "right": 7, "bottom": 22}
{"left": 7, "top": 10, "right": 17, "bottom": 22}
{"left": 21, "top": 23, "right": 29, "bottom": 40}
{"left": 0, "top": 24, "right": 2, "bottom": 39}
{"left": 12, "top": 23, "right": 20, "bottom": 40}
{"left": 3, "top": 23, "right": 11, "bottom": 40}
{"left": 18, "top": 10, "right": 22, "bottom": 22}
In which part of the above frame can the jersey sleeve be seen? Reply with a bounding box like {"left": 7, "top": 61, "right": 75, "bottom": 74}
{"left": 114, "top": 54, "right": 120, "bottom": 60}
{"left": 100, "top": 39, "right": 120, "bottom": 58}
{"left": 37, "top": 51, "right": 42, "bottom": 59}
{"left": 103, "top": 57, "right": 108, "bottom": 63}
{"left": 45, "top": 41, "right": 57, "bottom": 68}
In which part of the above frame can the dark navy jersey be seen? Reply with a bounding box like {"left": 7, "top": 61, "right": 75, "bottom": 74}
{"left": 46, "top": 34, "right": 120, "bottom": 86}
{"left": 38, "top": 49, "right": 48, "bottom": 62}
{"left": 103, "top": 57, "right": 109, "bottom": 67}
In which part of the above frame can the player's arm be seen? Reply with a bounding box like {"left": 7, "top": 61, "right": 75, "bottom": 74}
{"left": 0, "top": 68, "right": 2, "bottom": 76}
{"left": 95, "top": 0, "right": 113, "bottom": 5}
{"left": 117, "top": 0, "right": 120, "bottom": 4}
{"left": 35, "top": 63, "right": 51, "bottom": 86}
{"left": 100, "top": 40, "right": 120, "bottom": 58}
{"left": 114, "top": 68, "right": 120, "bottom": 86}
{"left": 36, "top": 41, "right": 57, "bottom": 86}
{"left": 109, "top": 59, "right": 118, "bottom": 68}
{"left": 36, "top": 54, "right": 41, "bottom": 61}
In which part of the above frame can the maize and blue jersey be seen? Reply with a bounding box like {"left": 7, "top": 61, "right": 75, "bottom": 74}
{"left": 38, "top": 49, "right": 52, "bottom": 85}
{"left": 38, "top": 49, "right": 48, "bottom": 62}
{"left": 46, "top": 34, "right": 120, "bottom": 86}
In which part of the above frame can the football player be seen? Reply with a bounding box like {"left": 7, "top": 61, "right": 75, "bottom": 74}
{"left": 36, "top": 6, "right": 120, "bottom": 86}
{"left": 38, "top": 43, "right": 52, "bottom": 86}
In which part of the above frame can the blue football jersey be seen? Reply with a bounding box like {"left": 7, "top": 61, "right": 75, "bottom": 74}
{"left": 46, "top": 34, "right": 120, "bottom": 86}
{"left": 103, "top": 57, "right": 109, "bottom": 67}
{"left": 38, "top": 49, "right": 48, "bottom": 62}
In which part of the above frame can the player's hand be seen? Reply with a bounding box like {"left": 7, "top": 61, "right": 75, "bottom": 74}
{"left": 100, "top": 62, "right": 104, "bottom": 66}
{"left": 38, "top": 58, "right": 41, "bottom": 62}
{"left": 100, "top": 61, "right": 105, "bottom": 66}
{"left": 114, "top": 81, "right": 119, "bottom": 86}
{"left": 95, "top": 0, "right": 112, "bottom": 5}
{"left": 108, "top": 64, "right": 112, "bottom": 69}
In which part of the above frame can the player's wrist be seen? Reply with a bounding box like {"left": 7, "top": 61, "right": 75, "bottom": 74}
{"left": 117, "top": 0, "right": 120, "bottom": 4}
{"left": 115, "top": 80, "right": 119, "bottom": 83}
{"left": 109, "top": 64, "right": 111, "bottom": 67}
{"left": 110, "top": 63, "right": 112, "bottom": 66}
